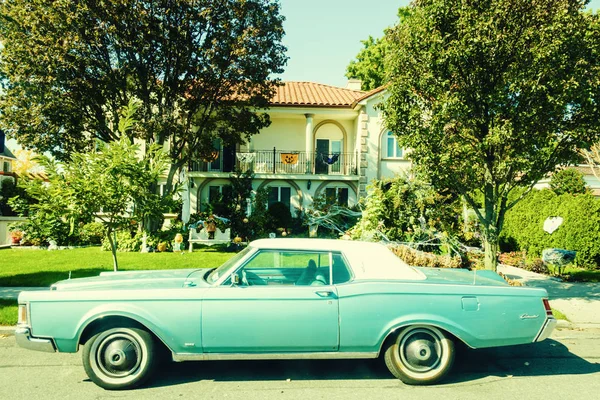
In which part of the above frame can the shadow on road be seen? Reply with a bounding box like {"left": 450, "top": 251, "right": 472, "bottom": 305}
{"left": 145, "top": 338, "right": 600, "bottom": 389}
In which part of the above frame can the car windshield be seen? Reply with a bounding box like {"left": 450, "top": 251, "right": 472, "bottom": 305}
{"left": 205, "top": 246, "right": 253, "bottom": 285}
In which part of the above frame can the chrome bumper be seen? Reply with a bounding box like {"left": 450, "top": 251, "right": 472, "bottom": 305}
{"left": 535, "top": 318, "right": 558, "bottom": 342}
{"left": 15, "top": 327, "right": 56, "bottom": 353}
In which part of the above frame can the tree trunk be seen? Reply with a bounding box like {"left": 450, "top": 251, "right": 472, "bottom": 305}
{"left": 483, "top": 234, "right": 499, "bottom": 271}
{"left": 106, "top": 227, "right": 119, "bottom": 272}
{"left": 483, "top": 181, "right": 499, "bottom": 271}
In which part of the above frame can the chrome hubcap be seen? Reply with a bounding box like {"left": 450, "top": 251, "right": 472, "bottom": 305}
{"left": 97, "top": 334, "right": 142, "bottom": 378}
{"left": 399, "top": 329, "right": 442, "bottom": 373}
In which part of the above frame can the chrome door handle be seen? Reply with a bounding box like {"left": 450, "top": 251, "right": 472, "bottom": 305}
{"left": 315, "top": 291, "right": 334, "bottom": 297}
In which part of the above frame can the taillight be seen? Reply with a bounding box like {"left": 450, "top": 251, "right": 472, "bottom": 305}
{"left": 17, "top": 304, "right": 28, "bottom": 326}
{"left": 542, "top": 299, "right": 553, "bottom": 318}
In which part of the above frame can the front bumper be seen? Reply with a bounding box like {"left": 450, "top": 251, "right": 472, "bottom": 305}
{"left": 535, "top": 318, "right": 558, "bottom": 342}
{"left": 15, "top": 327, "right": 56, "bottom": 353}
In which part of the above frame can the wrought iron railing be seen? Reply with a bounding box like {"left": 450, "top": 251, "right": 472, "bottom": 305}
{"left": 190, "top": 148, "right": 357, "bottom": 176}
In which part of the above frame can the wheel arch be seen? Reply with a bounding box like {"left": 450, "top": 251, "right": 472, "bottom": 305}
{"left": 76, "top": 313, "right": 173, "bottom": 355}
{"left": 378, "top": 318, "right": 475, "bottom": 356}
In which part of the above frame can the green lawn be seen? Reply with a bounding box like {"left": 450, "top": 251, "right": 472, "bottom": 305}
{"left": 0, "top": 247, "right": 235, "bottom": 287}
{"left": 0, "top": 300, "right": 17, "bottom": 326}
{"left": 547, "top": 265, "right": 600, "bottom": 282}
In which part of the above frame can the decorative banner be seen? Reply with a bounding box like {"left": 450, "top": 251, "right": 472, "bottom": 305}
{"left": 202, "top": 150, "right": 220, "bottom": 162}
{"left": 281, "top": 153, "right": 299, "bottom": 165}
{"left": 319, "top": 153, "right": 340, "bottom": 165}
{"left": 236, "top": 152, "right": 256, "bottom": 163}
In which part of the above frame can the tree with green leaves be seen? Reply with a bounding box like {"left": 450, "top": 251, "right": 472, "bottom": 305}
{"left": 34, "top": 100, "right": 169, "bottom": 270}
{"left": 345, "top": 36, "right": 388, "bottom": 91}
{"left": 345, "top": 7, "right": 411, "bottom": 91}
{"left": 383, "top": 0, "right": 600, "bottom": 271}
{"left": 0, "top": 0, "right": 287, "bottom": 197}
{"left": 550, "top": 168, "right": 587, "bottom": 195}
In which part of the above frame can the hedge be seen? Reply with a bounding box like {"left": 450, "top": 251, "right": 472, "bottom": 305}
{"left": 501, "top": 189, "right": 600, "bottom": 269}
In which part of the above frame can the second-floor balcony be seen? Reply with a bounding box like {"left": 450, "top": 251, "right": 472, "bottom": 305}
{"left": 190, "top": 148, "right": 357, "bottom": 176}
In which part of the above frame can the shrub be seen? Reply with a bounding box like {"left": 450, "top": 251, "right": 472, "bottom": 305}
{"left": 101, "top": 230, "right": 142, "bottom": 252}
{"left": 349, "top": 174, "right": 462, "bottom": 244}
{"left": 79, "top": 222, "right": 105, "bottom": 245}
{"left": 389, "top": 244, "right": 463, "bottom": 269}
{"left": 501, "top": 189, "right": 600, "bottom": 269}
{"left": 268, "top": 202, "right": 292, "bottom": 230}
{"left": 498, "top": 251, "right": 526, "bottom": 268}
{"left": 549, "top": 168, "right": 587, "bottom": 195}
{"left": 525, "top": 258, "right": 549, "bottom": 275}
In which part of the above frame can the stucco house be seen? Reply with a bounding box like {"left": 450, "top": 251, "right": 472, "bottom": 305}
{"left": 180, "top": 80, "right": 600, "bottom": 222}
{"left": 181, "top": 80, "right": 412, "bottom": 220}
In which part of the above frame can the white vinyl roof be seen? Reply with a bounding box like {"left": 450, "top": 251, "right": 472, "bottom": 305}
{"left": 249, "top": 238, "right": 425, "bottom": 281}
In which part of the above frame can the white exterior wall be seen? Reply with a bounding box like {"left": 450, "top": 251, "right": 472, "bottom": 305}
{"left": 250, "top": 118, "right": 305, "bottom": 151}
{"left": 361, "top": 93, "right": 412, "bottom": 191}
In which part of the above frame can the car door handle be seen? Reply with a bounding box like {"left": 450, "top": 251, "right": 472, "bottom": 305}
{"left": 315, "top": 291, "right": 334, "bottom": 298}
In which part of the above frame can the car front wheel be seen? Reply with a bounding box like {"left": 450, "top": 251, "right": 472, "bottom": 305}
{"left": 82, "top": 326, "right": 157, "bottom": 390}
{"left": 384, "top": 325, "right": 455, "bottom": 385}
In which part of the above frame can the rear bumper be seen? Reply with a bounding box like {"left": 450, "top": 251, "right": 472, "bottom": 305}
{"left": 535, "top": 318, "right": 558, "bottom": 342}
{"left": 15, "top": 327, "right": 56, "bottom": 353}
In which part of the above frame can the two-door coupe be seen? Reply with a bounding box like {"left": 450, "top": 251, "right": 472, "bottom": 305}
{"left": 16, "top": 238, "right": 556, "bottom": 389}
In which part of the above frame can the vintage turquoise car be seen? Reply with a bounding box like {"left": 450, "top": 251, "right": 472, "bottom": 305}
{"left": 16, "top": 238, "right": 557, "bottom": 390}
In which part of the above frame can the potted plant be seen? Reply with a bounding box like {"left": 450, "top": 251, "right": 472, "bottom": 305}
{"left": 10, "top": 230, "right": 23, "bottom": 245}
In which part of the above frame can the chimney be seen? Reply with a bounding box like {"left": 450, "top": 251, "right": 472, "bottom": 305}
{"left": 0, "top": 130, "right": 5, "bottom": 154}
{"left": 346, "top": 79, "right": 363, "bottom": 91}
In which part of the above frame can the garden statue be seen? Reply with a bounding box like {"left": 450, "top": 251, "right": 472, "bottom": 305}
{"left": 48, "top": 239, "right": 58, "bottom": 251}
{"left": 205, "top": 215, "right": 217, "bottom": 239}
{"left": 173, "top": 233, "right": 184, "bottom": 252}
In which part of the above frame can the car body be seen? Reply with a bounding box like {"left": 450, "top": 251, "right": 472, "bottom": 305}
{"left": 16, "top": 238, "right": 557, "bottom": 389}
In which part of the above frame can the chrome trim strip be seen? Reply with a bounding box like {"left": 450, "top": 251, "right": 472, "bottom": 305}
{"left": 172, "top": 351, "right": 378, "bottom": 362}
{"left": 15, "top": 327, "right": 56, "bottom": 353}
{"left": 534, "top": 318, "right": 557, "bottom": 342}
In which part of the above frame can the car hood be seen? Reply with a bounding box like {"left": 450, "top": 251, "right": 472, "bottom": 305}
{"left": 50, "top": 269, "right": 213, "bottom": 291}
{"left": 418, "top": 267, "right": 508, "bottom": 286}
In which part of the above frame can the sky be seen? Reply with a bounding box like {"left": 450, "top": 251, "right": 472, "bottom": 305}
{"left": 278, "top": 0, "right": 600, "bottom": 88}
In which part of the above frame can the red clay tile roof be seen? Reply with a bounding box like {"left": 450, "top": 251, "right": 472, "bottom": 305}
{"left": 271, "top": 82, "right": 366, "bottom": 107}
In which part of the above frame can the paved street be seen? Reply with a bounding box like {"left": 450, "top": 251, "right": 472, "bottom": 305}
{"left": 1, "top": 328, "right": 599, "bottom": 400}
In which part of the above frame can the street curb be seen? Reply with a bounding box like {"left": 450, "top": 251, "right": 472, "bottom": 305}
{"left": 556, "top": 319, "right": 573, "bottom": 329}
{"left": 0, "top": 325, "right": 16, "bottom": 336}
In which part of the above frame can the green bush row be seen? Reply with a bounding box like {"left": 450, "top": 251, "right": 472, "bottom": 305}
{"left": 501, "top": 189, "right": 600, "bottom": 269}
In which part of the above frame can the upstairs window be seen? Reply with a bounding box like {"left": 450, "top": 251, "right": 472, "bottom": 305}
{"left": 384, "top": 131, "right": 404, "bottom": 159}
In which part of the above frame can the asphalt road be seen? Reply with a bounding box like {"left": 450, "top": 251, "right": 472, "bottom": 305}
{"left": 1, "top": 329, "right": 599, "bottom": 400}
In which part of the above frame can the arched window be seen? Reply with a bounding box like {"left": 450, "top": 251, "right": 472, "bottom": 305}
{"left": 383, "top": 131, "right": 404, "bottom": 159}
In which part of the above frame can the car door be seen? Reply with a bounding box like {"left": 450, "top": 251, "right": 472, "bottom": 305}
{"left": 201, "top": 250, "right": 339, "bottom": 353}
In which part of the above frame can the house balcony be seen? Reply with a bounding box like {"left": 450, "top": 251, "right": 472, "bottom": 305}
{"left": 189, "top": 149, "right": 358, "bottom": 177}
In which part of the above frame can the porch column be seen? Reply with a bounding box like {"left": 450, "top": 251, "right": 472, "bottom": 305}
{"left": 304, "top": 113, "right": 314, "bottom": 153}
{"left": 304, "top": 113, "right": 314, "bottom": 174}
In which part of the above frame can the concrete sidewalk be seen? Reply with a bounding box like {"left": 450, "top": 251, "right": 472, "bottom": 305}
{"left": 498, "top": 264, "right": 600, "bottom": 329}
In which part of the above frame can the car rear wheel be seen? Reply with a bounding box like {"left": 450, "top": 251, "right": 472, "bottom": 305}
{"left": 384, "top": 325, "right": 455, "bottom": 385}
{"left": 82, "top": 327, "right": 157, "bottom": 390}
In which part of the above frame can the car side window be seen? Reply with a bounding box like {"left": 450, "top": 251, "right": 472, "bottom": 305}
{"left": 332, "top": 253, "right": 352, "bottom": 284}
{"left": 226, "top": 250, "right": 332, "bottom": 286}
